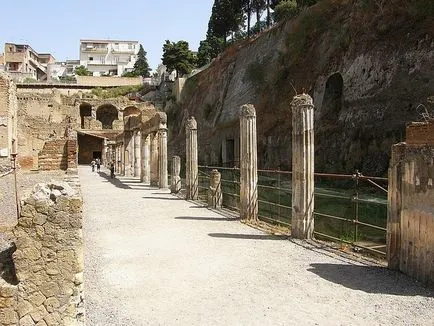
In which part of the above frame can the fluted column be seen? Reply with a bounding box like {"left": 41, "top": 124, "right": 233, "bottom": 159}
{"left": 186, "top": 117, "right": 198, "bottom": 200}
{"left": 150, "top": 132, "right": 159, "bottom": 186}
{"left": 240, "top": 104, "right": 258, "bottom": 222}
{"left": 158, "top": 127, "right": 168, "bottom": 188}
{"left": 141, "top": 134, "right": 151, "bottom": 183}
{"left": 171, "top": 156, "right": 181, "bottom": 193}
{"left": 134, "top": 130, "right": 141, "bottom": 177}
{"left": 291, "top": 94, "right": 315, "bottom": 239}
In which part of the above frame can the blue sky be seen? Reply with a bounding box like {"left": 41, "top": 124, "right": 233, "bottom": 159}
{"left": 0, "top": 0, "right": 214, "bottom": 71}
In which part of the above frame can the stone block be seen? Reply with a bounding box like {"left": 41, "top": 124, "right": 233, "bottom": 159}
{"left": 30, "top": 304, "right": 48, "bottom": 323}
{"left": 0, "top": 297, "right": 16, "bottom": 308}
{"left": 22, "top": 247, "right": 41, "bottom": 261}
{"left": 69, "top": 197, "right": 82, "bottom": 213}
{"left": 40, "top": 282, "right": 59, "bottom": 298}
{"left": 43, "top": 297, "right": 60, "bottom": 313}
{"left": 0, "top": 284, "right": 16, "bottom": 298}
{"left": 17, "top": 299, "right": 33, "bottom": 318}
{"left": 18, "top": 217, "right": 33, "bottom": 228}
{"left": 19, "top": 314, "right": 34, "bottom": 326}
{"left": 43, "top": 311, "right": 60, "bottom": 326}
{"left": 20, "top": 205, "right": 36, "bottom": 218}
{"left": 34, "top": 213, "right": 47, "bottom": 226}
{"left": 28, "top": 291, "right": 46, "bottom": 307}
{"left": 0, "top": 308, "right": 18, "bottom": 325}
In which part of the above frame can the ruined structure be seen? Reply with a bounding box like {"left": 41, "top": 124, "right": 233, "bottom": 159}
{"left": 387, "top": 119, "right": 434, "bottom": 287}
{"left": 0, "top": 181, "right": 83, "bottom": 325}
{"left": 0, "top": 72, "right": 18, "bottom": 173}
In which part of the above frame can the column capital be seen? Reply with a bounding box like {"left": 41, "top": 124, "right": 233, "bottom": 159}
{"left": 240, "top": 104, "right": 256, "bottom": 118}
{"left": 186, "top": 116, "right": 197, "bottom": 131}
{"left": 291, "top": 93, "right": 314, "bottom": 109}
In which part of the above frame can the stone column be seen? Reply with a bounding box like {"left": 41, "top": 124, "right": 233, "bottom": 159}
{"left": 186, "top": 117, "right": 198, "bottom": 200}
{"left": 141, "top": 134, "right": 150, "bottom": 183}
{"left": 102, "top": 138, "right": 108, "bottom": 165}
{"left": 291, "top": 94, "right": 315, "bottom": 239}
{"left": 150, "top": 132, "right": 159, "bottom": 186}
{"left": 134, "top": 130, "right": 141, "bottom": 177}
{"left": 158, "top": 127, "right": 168, "bottom": 188}
{"left": 171, "top": 156, "right": 181, "bottom": 193}
{"left": 208, "top": 169, "right": 222, "bottom": 209}
{"left": 239, "top": 104, "right": 258, "bottom": 222}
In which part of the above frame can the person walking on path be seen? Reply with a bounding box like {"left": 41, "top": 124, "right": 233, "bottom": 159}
{"left": 96, "top": 158, "right": 101, "bottom": 172}
{"left": 91, "top": 159, "right": 96, "bottom": 172}
{"left": 110, "top": 162, "right": 115, "bottom": 178}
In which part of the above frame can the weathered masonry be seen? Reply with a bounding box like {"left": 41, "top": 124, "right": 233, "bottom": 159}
{"left": 0, "top": 72, "right": 18, "bottom": 173}
{"left": 388, "top": 119, "right": 434, "bottom": 287}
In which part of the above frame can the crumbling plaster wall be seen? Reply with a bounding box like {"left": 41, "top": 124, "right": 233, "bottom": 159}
{"left": 0, "top": 72, "right": 18, "bottom": 173}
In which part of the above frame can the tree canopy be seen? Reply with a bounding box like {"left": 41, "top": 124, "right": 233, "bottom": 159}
{"left": 133, "top": 45, "right": 151, "bottom": 78}
{"left": 74, "top": 65, "right": 92, "bottom": 76}
{"left": 161, "top": 40, "right": 197, "bottom": 77}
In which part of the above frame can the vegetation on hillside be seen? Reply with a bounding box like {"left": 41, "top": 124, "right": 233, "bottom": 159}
{"left": 91, "top": 85, "right": 143, "bottom": 99}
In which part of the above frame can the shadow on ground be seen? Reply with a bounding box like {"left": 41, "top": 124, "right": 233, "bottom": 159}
{"left": 97, "top": 172, "right": 132, "bottom": 189}
{"left": 175, "top": 216, "right": 236, "bottom": 221}
{"left": 308, "top": 263, "right": 434, "bottom": 297}
{"left": 142, "top": 196, "right": 182, "bottom": 200}
{"left": 209, "top": 233, "right": 289, "bottom": 240}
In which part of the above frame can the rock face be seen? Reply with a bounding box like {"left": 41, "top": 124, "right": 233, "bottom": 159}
{"left": 0, "top": 181, "right": 85, "bottom": 326}
{"left": 169, "top": 1, "right": 434, "bottom": 176}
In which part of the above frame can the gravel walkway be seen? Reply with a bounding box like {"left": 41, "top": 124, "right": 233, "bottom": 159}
{"left": 80, "top": 165, "right": 434, "bottom": 326}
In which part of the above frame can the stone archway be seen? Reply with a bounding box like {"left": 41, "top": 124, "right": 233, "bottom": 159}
{"left": 79, "top": 103, "right": 92, "bottom": 129}
{"left": 96, "top": 104, "right": 118, "bottom": 129}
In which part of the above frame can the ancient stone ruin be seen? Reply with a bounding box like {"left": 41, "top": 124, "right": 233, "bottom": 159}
{"left": 0, "top": 181, "right": 83, "bottom": 325}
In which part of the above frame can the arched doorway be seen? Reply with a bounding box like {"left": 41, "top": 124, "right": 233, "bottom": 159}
{"left": 322, "top": 72, "right": 343, "bottom": 121}
{"left": 96, "top": 104, "right": 118, "bottom": 129}
{"left": 79, "top": 103, "right": 92, "bottom": 129}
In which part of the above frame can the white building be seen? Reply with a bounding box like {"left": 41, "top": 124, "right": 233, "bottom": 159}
{"left": 79, "top": 39, "right": 139, "bottom": 76}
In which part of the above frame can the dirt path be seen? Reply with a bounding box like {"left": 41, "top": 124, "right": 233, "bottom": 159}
{"left": 80, "top": 166, "right": 434, "bottom": 326}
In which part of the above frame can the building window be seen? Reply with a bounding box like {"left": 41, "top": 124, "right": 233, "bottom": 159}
{"left": 128, "top": 43, "right": 132, "bottom": 50}
{"left": 89, "top": 56, "right": 93, "bottom": 61}
{"left": 100, "top": 56, "right": 105, "bottom": 64}
{"left": 114, "top": 56, "right": 119, "bottom": 63}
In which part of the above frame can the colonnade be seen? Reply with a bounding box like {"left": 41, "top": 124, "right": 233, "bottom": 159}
{"left": 108, "top": 113, "right": 169, "bottom": 189}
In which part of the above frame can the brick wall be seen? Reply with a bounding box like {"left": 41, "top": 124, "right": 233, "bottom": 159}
{"left": 38, "top": 139, "right": 77, "bottom": 171}
{"left": 406, "top": 119, "right": 434, "bottom": 145}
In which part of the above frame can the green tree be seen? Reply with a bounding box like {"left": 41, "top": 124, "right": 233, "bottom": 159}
{"left": 161, "top": 40, "right": 196, "bottom": 77}
{"left": 197, "top": 35, "right": 224, "bottom": 66}
{"left": 74, "top": 65, "right": 92, "bottom": 76}
{"left": 252, "top": 0, "right": 266, "bottom": 32}
{"left": 208, "top": 0, "right": 244, "bottom": 45}
{"left": 132, "top": 44, "right": 151, "bottom": 78}
{"left": 273, "top": 0, "right": 299, "bottom": 22}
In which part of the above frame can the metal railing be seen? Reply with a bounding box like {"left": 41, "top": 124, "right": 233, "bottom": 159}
{"left": 198, "top": 165, "right": 388, "bottom": 256}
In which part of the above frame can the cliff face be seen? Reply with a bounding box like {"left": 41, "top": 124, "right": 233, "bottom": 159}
{"left": 168, "top": 0, "right": 434, "bottom": 175}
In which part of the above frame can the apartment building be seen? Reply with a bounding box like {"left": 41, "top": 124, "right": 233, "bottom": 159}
{"left": 79, "top": 39, "right": 139, "bottom": 76}
{"left": 3, "top": 43, "right": 55, "bottom": 82}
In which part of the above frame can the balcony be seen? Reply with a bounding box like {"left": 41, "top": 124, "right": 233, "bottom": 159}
{"left": 81, "top": 48, "right": 108, "bottom": 54}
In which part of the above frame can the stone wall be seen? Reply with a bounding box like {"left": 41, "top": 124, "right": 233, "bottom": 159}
{"left": 75, "top": 76, "right": 143, "bottom": 86}
{"left": 3, "top": 181, "right": 85, "bottom": 325}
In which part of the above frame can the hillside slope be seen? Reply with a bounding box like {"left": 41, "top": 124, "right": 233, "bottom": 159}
{"left": 168, "top": 0, "right": 433, "bottom": 175}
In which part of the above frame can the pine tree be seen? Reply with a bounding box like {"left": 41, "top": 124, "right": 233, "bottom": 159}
{"left": 132, "top": 45, "right": 151, "bottom": 78}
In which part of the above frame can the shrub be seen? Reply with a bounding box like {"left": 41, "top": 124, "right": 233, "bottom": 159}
{"left": 273, "top": 0, "right": 299, "bottom": 23}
